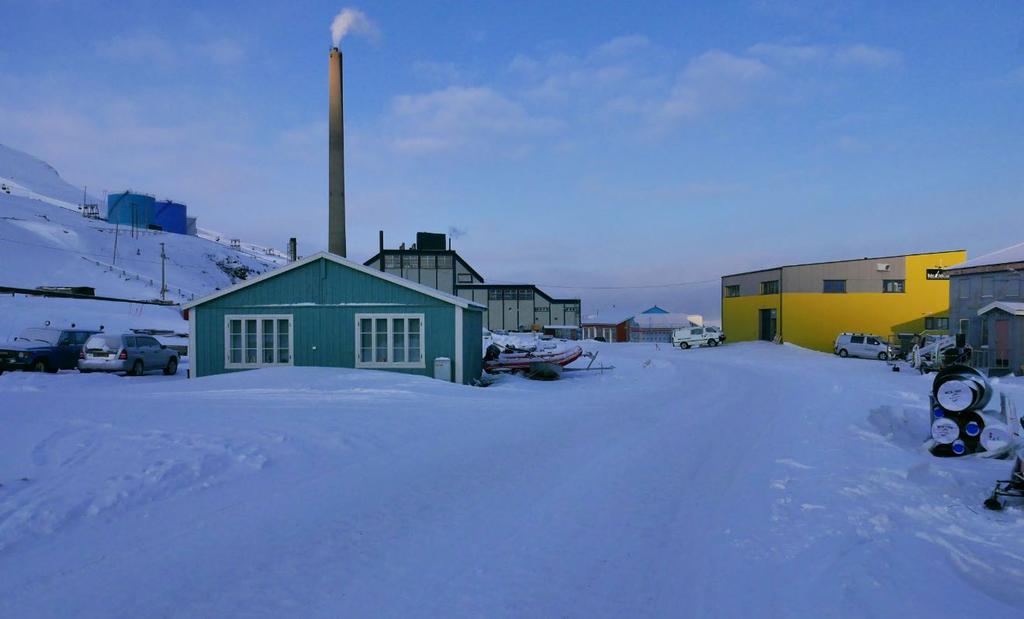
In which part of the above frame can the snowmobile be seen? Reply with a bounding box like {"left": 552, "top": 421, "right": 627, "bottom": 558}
{"left": 984, "top": 452, "right": 1024, "bottom": 511}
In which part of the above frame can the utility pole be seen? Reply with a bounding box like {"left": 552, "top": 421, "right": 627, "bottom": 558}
{"left": 160, "top": 242, "right": 168, "bottom": 300}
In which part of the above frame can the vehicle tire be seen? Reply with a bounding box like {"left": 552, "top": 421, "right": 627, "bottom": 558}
{"left": 681, "top": 342, "right": 690, "bottom": 350}
{"left": 131, "top": 360, "right": 144, "bottom": 376}
{"left": 163, "top": 357, "right": 178, "bottom": 376}
{"left": 878, "top": 352, "right": 888, "bottom": 361}
{"left": 33, "top": 359, "right": 48, "bottom": 373}
{"left": 707, "top": 339, "right": 718, "bottom": 347}
{"left": 838, "top": 349, "right": 849, "bottom": 358}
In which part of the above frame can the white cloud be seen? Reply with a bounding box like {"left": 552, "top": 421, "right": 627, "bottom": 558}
{"left": 388, "top": 86, "right": 561, "bottom": 154}
{"left": 749, "top": 42, "right": 903, "bottom": 70}
{"left": 94, "top": 32, "right": 249, "bottom": 69}
{"left": 832, "top": 44, "right": 903, "bottom": 69}
{"left": 662, "top": 51, "right": 773, "bottom": 119}
{"left": 411, "top": 60, "right": 464, "bottom": 83}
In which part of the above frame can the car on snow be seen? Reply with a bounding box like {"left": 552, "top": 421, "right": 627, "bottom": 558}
{"left": 834, "top": 332, "right": 893, "bottom": 360}
{"left": 78, "top": 333, "right": 179, "bottom": 376}
{"left": 672, "top": 326, "right": 726, "bottom": 349}
{"left": 0, "top": 327, "right": 98, "bottom": 374}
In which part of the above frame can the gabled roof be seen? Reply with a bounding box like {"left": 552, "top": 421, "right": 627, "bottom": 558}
{"left": 948, "top": 241, "right": 1024, "bottom": 271}
{"left": 363, "top": 250, "right": 486, "bottom": 283}
{"left": 641, "top": 305, "right": 669, "bottom": 314}
{"left": 184, "top": 252, "right": 485, "bottom": 311}
{"left": 977, "top": 301, "right": 1024, "bottom": 316}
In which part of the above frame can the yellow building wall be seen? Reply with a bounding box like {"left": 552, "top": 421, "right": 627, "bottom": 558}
{"left": 722, "top": 294, "right": 780, "bottom": 343}
{"left": 722, "top": 251, "right": 966, "bottom": 352}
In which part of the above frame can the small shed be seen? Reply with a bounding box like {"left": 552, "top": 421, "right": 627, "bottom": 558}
{"left": 184, "top": 252, "right": 485, "bottom": 384}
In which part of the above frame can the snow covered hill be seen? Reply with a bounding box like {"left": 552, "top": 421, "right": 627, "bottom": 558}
{"left": 0, "top": 143, "right": 290, "bottom": 338}
{"left": 1, "top": 342, "right": 1022, "bottom": 617}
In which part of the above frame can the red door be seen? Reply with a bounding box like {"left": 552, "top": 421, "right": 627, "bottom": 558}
{"left": 996, "top": 320, "right": 1010, "bottom": 368}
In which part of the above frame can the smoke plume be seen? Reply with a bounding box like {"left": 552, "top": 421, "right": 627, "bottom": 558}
{"left": 330, "top": 8, "right": 377, "bottom": 47}
{"left": 447, "top": 226, "right": 468, "bottom": 240}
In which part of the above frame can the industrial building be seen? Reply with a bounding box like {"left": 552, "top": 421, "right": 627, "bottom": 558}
{"left": 106, "top": 191, "right": 191, "bottom": 235}
{"left": 629, "top": 306, "right": 703, "bottom": 343}
{"left": 364, "top": 232, "right": 581, "bottom": 334}
{"left": 946, "top": 242, "right": 1024, "bottom": 375}
{"left": 185, "top": 252, "right": 485, "bottom": 383}
{"left": 582, "top": 309, "right": 634, "bottom": 342}
{"left": 106, "top": 191, "right": 155, "bottom": 229}
{"left": 721, "top": 250, "right": 966, "bottom": 353}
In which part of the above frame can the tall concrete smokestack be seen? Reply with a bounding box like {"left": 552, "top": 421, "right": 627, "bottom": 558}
{"left": 328, "top": 47, "right": 346, "bottom": 257}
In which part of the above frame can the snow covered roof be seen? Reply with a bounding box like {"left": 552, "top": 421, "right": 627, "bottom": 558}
{"left": 947, "top": 241, "right": 1024, "bottom": 271}
{"left": 630, "top": 313, "right": 701, "bottom": 329}
{"left": 185, "top": 252, "right": 486, "bottom": 311}
{"left": 582, "top": 309, "right": 635, "bottom": 325}
{"left": 977, "top": 301, "right": 1024, "bottom": 316}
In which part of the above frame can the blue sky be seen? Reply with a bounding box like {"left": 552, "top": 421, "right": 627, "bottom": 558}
{"left": 2, "top": 0, "right": 1022, "bottom": 318}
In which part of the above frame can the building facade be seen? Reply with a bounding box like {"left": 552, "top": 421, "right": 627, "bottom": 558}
{"left": 365, "top": 232, "right": 581, "bottom": 333}
{"left": 946, "top": 243, "right": 1024, "bottom": 375}
{"left": 629, "top": 308, "right": 703, "bottom": 343}
{"left": 185, "top": 252, "right": 484, "bottom": 384}
{"left": 721, "top": 250, "right": 966, "bottom": 353}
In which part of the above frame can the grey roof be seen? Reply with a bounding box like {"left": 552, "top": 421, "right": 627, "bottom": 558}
{"left": 947, "top": 241, "right": 1024, "bottom": 271}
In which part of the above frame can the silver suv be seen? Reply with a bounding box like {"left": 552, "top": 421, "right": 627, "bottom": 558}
{"left": 78, "top": 333, "right": 179, "bottom": 376}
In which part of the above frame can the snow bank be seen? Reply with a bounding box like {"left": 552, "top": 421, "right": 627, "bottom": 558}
{"left": 2, "top": 343, "right": 1023, "bottom": 617}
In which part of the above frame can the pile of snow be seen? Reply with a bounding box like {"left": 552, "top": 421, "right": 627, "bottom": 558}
{"left": 1, "top": 342, "right": 1023, "bottom": 616}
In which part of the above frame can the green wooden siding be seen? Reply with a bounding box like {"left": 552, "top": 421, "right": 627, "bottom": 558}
{"left": 193, "top": 258, "right": 483, "bottom": 383}
{"left": 462, "top": 308, "right": 483, "bottom": 384}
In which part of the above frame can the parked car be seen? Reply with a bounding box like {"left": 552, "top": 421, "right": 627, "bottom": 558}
{"left": 834, "top": 332, "right": 893, "bottom": 360}
{"left": 78, "top": 333, "right": 179, "bottom": 376}
{"left": 0, "top": 327, "right": 98, "bottom": 374}
{"left": 673, "top": 326, "right": 727, "bottom": 349}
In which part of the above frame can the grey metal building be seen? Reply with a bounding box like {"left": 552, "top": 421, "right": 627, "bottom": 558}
{"left": 946, "top": 242, "right": 1024, "bottom": 375}
{"left": 365, "top": 232, "right": 581, "bottom": 333}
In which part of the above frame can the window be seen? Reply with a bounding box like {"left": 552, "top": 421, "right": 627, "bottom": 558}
{"left": 958, "top": 279, "right": 969, "bottom": 299}
{"left": 420, "top": 255, "right": 436, "bottom": 269}
{"left": 823, "top": 280, "right": 847, "bottom": 294}
{"left": 225, "top": 315, "right": 292, "bottom": 368}
{"left": 457, "top": 273, "right": 473, "bottom": 284}
{"left": 867, "top": 337, "right": 881, "bottom": 346}
{"left": 517, "top": 288, "right": 534, "bottom": 300}
{"left": 850, "top": 336, "right": 865, "bottom": 344}
{"left": 760, "top": 280, "right": 779, "bottom": 295}
{"left": 384, "top": 255, "right": 400, "bottom": 269}
{"left": 565, "top": 305, "right": 578, "bottom": 313}
{"left": 1007, "top": 279, "right": 1022, "bottom": 297}
{"left": 883, "top": 279, "right": 905, "bottom": 293}
{"left": 982, "top": 277, "right": 994, "bottom": 298}
{"left": 502, "top": 289, "right": 517, "bottom": 300}
{"left": 925, "top": 317, "right": 949, "bottom": 330}
{"left": 981, "top": 317, "right": 989, "bottom": 347}
{"left": 436, "top": 255, "right": 453, "bottom": 269}
{"left": 535, "top": 306, "right": 549, "bottom": 313}
{"left": 355, "top": 314, "right": 424, "bottom": 368}
{"left": 488, "top": 289, "right": 502, "bottom": 301}
{"left": 402, "top": 254, "right": 419, "bottom": 269}
{"left": 724, "top": 285, "right": 740, "bottom": 298}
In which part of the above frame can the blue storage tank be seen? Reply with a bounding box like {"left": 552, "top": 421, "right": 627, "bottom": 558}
{"left": 106, "top": 191, "right": 155, "bottom": 228}
{"left": 153, "top": 200, "right": 188, "bottom": 234}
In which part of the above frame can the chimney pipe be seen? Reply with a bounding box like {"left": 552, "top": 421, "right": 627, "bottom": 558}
{"left": 328, "top": 47, "right": 347, "bottom": 257}
{"left": 288, "top": 237, "right": 297, "bottom": 262}
{"left": 378, "top": 230, "right": 385, "bottom": 271}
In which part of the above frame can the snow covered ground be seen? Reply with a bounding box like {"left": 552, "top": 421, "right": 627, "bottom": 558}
{"left": 2, "top": 342, "right": 1023, "bottom": 618}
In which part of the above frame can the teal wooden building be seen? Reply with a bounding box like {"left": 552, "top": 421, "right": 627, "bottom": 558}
{"left": 184, "top": 252, "right": 485, "bottom": 384}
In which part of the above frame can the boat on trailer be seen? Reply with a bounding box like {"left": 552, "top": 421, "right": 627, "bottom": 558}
{"left": 483, "top": 342, "right": 584, "bottom": 373}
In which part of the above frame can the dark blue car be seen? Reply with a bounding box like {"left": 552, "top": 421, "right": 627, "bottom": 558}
{"left": 0, "top": 328, "right": 98, "bottom": 374}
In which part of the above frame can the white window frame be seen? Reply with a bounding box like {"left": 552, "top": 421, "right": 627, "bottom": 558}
{"left": 354, "top": 313, "right": 426, "bottom": 369}
{"left": 224, "top": 314, "right": 294, "bottom": 369}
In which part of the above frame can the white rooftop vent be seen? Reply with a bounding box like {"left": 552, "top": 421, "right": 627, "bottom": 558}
{"left": 876, "top": 263, "right": 891, "bottom": 272}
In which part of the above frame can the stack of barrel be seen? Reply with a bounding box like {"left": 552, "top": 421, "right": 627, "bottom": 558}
{"left": 929, "top": 365, "right": 1014, "bottom": 457}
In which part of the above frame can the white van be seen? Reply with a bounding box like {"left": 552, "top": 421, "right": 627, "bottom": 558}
{"left": 834, "top": 333, "right": 892, "bottom": 360}
{"left": 673, "top": 326, "right": 726, "bottom": 349}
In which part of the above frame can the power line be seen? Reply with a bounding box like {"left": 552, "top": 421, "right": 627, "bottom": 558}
{"left": 532, "top": 278, "right": 719, "bottom": 290}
